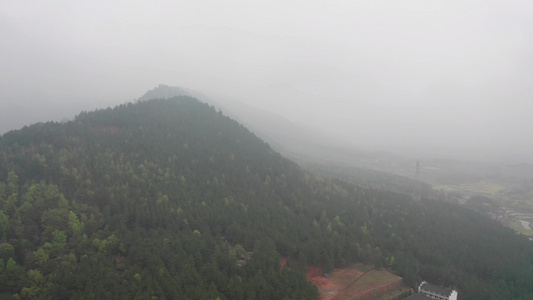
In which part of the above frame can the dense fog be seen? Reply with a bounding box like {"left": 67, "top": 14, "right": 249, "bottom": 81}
{"left": 2, "top": 0, "right": 532, "bottom": 162}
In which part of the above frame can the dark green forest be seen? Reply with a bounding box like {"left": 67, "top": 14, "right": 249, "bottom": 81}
{"left": 0, "top": 97, "right": 532, "bottom": 299}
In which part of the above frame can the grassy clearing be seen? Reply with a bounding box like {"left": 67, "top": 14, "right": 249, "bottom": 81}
{"left": 506, "top": 218, "right": 533, "bottom": 237}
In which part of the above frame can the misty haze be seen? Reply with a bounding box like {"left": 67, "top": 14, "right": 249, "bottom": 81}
{"left": 3, "top": 1, "right": 533, "bottom": 163}
{"left": 1, "top": 1, "right": 533, "bottom": 299}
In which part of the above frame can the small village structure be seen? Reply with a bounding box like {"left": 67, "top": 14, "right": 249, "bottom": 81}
{"left": 404, "top": 281, "right": 458, "bottom": 300}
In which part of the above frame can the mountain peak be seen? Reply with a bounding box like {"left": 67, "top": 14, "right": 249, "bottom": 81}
{"left": 137, "top": 84, "right": 192, "bottom": 102}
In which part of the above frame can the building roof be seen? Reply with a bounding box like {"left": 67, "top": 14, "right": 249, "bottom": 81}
{"left": 403, "top": 294, "right": 432, "bottom": 300}
{"left": 420, "top": 281, "right": 454, "bottom": 296}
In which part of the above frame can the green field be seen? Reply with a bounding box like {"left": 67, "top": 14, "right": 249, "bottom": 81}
{"left": 436, "top": 180, "right": 533, "bottom": 210}
{"left": 435, "top": 180, "right": 507, "bottom": 197}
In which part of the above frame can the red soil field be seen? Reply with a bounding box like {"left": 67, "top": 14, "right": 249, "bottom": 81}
{"left": 305, "top": 265, "right": 404, "bottom": 300}
{"left": 280, "top": 258, "right": 405, "bottom": 300}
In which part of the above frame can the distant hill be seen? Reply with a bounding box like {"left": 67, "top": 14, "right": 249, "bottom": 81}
{"left": 136, "top": 85, "right": 427, "bottom": 192}
{"left": 0, "top": 97, "right": 532, "bottom": 299}
{"left": 137, "top": 84, "right": 344, "bottom": 156}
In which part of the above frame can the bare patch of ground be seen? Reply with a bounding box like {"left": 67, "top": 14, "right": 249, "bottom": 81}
{"left": 306, "top": 264, "right": 407, "bottom": 300}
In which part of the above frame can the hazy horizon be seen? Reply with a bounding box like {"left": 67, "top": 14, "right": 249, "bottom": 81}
{"left": 2, "top": 1, "right": 533, "bottom": 163}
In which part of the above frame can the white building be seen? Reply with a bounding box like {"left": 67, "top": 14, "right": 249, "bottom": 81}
{"left": 417, "top": 281, "right": 458, "bottom": 300}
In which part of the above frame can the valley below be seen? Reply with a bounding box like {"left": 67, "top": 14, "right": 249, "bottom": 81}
{"left": 290, "top": 146, "right": 533, "bottom": 238}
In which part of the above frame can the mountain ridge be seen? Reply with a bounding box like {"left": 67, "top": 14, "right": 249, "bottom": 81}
{"left": 0, "top": 96, "right": 532, "bottom": 299}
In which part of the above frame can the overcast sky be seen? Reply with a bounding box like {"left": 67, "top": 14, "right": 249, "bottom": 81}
{"left": 2, "top": 1, "right": 533, "bottom": 162}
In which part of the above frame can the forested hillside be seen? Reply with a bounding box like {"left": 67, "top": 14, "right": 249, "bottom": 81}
{"left": 0, "top": 97, "right": 532, "bottom": 299}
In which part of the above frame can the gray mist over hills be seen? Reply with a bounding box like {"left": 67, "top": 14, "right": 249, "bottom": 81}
{"left": 2, "top": 1, "right": 533, "bottom": 163}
